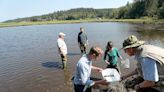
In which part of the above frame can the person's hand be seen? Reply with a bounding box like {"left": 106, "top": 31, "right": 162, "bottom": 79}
{"left": 97, "top": 68, "right": 103, "bottom": 72}
{"left": 95, "top": 79, "right": 109, "bottom": 85}
{"left": 134, "top": 84, "right": 140, "bottom": 90}
{"left": 121, "top": 60, "right": 125, "bottom": 64}
{"left": 105, "top": 60, "right": 110, "bottom": 65}
{"left": 100, "top": 80, "right": 109, "bottom": 85}
{"left": 121, "top": 75, "right": 128, "bottom": 81}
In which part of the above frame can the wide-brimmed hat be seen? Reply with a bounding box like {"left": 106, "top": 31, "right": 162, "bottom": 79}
{"left": 59, "top": 32, "right": 66, "bottom": 36}
{"left": 122, "top": 35, "right": 145, "bottom": 49}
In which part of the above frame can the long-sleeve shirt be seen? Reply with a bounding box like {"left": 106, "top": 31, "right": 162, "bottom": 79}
{"left": 73, "top": 54, "right": 94, "bottom": 86}
{"left": 78, "top": 32, "right": 87, "bottom": 45}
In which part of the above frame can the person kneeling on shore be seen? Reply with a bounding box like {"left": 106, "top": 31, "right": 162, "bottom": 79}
{"left": 121, "top": 35, "right": 164, "bottom": 92}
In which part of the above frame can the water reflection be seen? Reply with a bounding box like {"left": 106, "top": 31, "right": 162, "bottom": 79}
{"left": 0, "top": 22, "right": 164, "bottom": 92}
{"left": 42, "top": 61, "right": 62, "bottom": 69}
{"left": 67, "top": 52, "right": 81, "bottom": 56}
{"left": 136, "top": 29, "right": 164, "bottom": 47}
{"left": 63, "top": 69, "right": 73, "bottom": 92}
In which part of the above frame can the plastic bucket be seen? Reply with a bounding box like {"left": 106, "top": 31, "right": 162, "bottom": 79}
{"left": 101, "top": 68, "right": 121, "bottom": 83}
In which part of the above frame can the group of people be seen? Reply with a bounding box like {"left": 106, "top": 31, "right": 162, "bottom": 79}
{"left": 57, "top": 27, "right": 164, "bottom": 92}
{"left": 57, "top": 27, "right": 88, "bottom": 69}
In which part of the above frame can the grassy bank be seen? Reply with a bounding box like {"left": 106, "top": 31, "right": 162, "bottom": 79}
{"left": 0, "top": 19, "right": 164, "bottom": 28}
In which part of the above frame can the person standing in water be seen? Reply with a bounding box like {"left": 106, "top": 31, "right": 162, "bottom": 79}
{"left": 57, "top": 32, "right": 67, "bottom": 69}
{"left": 78, "top": 27, "right": 88, "bottom": 54}
{"left": 103, "top": 41, "right": 123, "bottom": 72}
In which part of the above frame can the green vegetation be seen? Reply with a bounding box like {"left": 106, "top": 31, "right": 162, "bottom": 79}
{"left": 0, "top": 19, "right": 163, "bottom": 28}
{"left": 0, "top": 0, "right": 163, "bottom": 28}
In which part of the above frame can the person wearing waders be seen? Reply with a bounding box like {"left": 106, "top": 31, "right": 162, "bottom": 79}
{"left": 57, "top": 32, "right": 67, "bottom": 69}
{"left": 78, "top": 27, "right": 88, "bottom": 54}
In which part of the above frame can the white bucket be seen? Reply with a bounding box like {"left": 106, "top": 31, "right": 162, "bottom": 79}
{"left": 122, "top": 59, "right": 130, "bottom": 69}
{"left": 101, "top": 68, "right": 121, "bottom": 83}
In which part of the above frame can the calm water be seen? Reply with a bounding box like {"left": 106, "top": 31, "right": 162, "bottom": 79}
{"left": 0, "top": 22, "right": 164, "bottom": 92}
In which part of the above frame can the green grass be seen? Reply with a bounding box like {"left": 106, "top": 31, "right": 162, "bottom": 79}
{"left": 0, "top": 19, "right": 163, "bottom": 28}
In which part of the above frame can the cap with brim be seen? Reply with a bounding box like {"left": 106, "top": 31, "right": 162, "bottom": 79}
{"left": 59, "top": 32, "right": 66, "bottom": 36}
{"left": 122, "top": 35, "right": 145, "bottom": 49}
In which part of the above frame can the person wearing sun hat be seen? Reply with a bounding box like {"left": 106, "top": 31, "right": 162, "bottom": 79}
{"left": 57, "top": 32, "right": 67, "bottom": 69}
{"left": 121, "top": 35, "right": 164, "bottom": 92}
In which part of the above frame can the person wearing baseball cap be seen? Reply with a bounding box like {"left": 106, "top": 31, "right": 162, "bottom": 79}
{"left": 57, "top": 32, "right": 67, "bottom": 69}
{"left": 59, "top": 32, "right": 66, "bottom": 36}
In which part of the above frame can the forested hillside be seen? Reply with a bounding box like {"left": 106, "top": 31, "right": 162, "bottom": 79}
{"left": 5, "top": 0, "right": 164, "bottom": 22}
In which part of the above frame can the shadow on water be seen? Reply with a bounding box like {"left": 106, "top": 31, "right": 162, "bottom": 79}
{"left": 42, "top": 61, "right": 62, "bottom": 69}
{"left": 67, "top": 52, "right": 81, "bottom": 56}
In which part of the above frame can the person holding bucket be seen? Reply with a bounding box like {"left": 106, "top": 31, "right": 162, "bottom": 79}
{"left": 103, "top": 41, "right": 123, "bottom": 72}
{"left": 73, "top": 46, "right": 108, "bottom": 92}
{"left": 121, "top": 35, "right": 164, "bottom": 92}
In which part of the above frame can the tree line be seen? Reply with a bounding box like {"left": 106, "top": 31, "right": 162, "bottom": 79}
{"left": 5, "top": 0, "right": 164, "bottom": 22}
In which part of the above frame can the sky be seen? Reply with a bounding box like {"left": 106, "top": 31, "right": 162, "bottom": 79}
{"left": 0, "top": 0, "right": 133, "bottom": 22}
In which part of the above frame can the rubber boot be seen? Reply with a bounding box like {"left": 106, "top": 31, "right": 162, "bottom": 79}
{"left": 62, "top": 61, "right": 67, "bottom": 69}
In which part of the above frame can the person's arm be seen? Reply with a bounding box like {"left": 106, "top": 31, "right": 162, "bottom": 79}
{"left": 57, "top": 39, "right": 64, "bottom": 54}
{"left": 84, "top": 33, "right": 87, "bottom": 45}
{"left": 134, "top": 57, "right": 159, "bottom": 90}
{"left": 78, "top": 63, "right": 94, "bottom": 85}
{"left": 92, "top": 66, "right": 103, "bottom": 72}
{"left": 134, "top": 80, "right": 155, "bottom": 90}
{"left": 94, "top": 80, "right": 109, "bottom": 85}
{"left": 78, "top": 33, "right": 80, "bottom": 43}
{"left": 86, "top": 33, "right": 87, "bottom": 40}
{"left": 104, "top": 60, "right": 110, "bottom": 65}
{"left": 121, "top": 68, "right": 138, "bottom": 80}
{"left": 116, "top": 48, "right": 123, "bottom": 61}
{"left": 104, "top": 50, "right": 110, "bottom": 65}
{"left": 58, "top": 47, "right": 63, "bottom": 54}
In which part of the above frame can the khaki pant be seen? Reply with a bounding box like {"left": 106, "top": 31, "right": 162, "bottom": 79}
{"left": 79, "top": 43, "right": 86, "bottom": 54}
{"left": 60, "top": 54, "right": 67, "bottom": 69}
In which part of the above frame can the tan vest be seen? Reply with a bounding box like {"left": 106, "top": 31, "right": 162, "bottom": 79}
{"left": 138, "top": 45, "right": 164, "bottom": 77}
{"left": 139, "top": 45, "right": 164, "bottom": 65}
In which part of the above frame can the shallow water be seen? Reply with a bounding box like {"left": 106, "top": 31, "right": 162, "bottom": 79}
{"left": 0, "top": 22, "right": 163, "bottom": 92}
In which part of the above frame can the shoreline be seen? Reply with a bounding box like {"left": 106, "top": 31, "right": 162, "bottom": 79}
{"left": 0, "top": 19, "right": 164, "bottom": 29}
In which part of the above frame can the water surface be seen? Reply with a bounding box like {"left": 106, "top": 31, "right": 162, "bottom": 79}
{"left": 0, "top": 22, "right": 163, "bottom": 92}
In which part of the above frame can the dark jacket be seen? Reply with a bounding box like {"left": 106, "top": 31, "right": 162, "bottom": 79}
{"left": 78, "top": 32, "right": 87, "bottom": 45}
